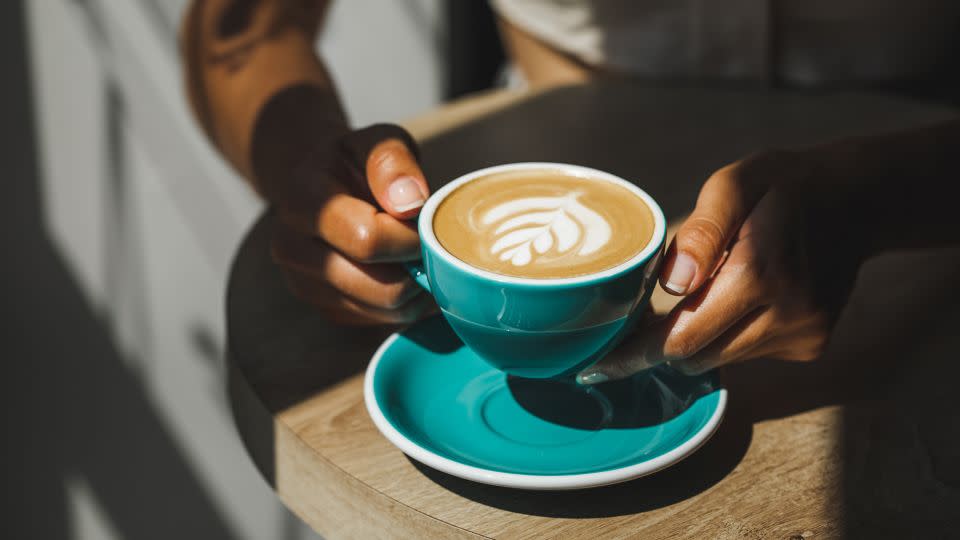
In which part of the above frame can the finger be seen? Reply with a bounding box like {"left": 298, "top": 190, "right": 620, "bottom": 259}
{"left": 579, "top": 238, "right": 766, "bottom": 384}
{"left": 749, "top": 316, "right": 829, "bottom": 362}
{"left": 276, "top": 174, "right": 422, "bottom": 262}
{"left": 271, "top": 226, "right": 423, "bottom": 308}
{"left": 315, "top": 193, "right": 421, "bottom": 262}
{"left": 667, "top": 306, "right": 776, "bottom": 375}
{"left": 672, "top": 305, "right": 830, "bottom": 373}
{"left": 660, "top": 152, "right": 785, "bottom": 296}
{"left": 341, "top": 124, "right": 430, "bottom": 219}
{"left": 282, "top": 268, "right": 437, "bottom": 325}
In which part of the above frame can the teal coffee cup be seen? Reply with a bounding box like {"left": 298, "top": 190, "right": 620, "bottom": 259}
{"left": 407, "top": 163, "right": 666, "bottom": 379}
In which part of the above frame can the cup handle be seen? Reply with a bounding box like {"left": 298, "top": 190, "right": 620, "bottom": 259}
{"left": 404, "top": 260, "right": 431, "bottom": 293}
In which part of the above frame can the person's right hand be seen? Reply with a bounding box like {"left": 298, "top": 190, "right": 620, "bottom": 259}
{"left": 267, "top": 123, "right": 437, "bottom": 325}
{"left": 578, "top": 148, "right": 866, "bottom": 383}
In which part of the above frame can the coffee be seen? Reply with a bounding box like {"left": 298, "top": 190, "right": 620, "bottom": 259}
{"left": 433, "top": 169, "right": 655, "bottom": 279}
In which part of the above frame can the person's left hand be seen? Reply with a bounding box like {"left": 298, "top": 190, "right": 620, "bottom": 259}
{"left": 578, "top": 149, "right": 866, "bottom": 383}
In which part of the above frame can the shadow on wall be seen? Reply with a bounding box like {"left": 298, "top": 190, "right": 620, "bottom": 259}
{"left": 0, "top": 1, "right": 235, "bottom": 538}
{"left": 0, "top": 1, "right": 307, "bottom": 538}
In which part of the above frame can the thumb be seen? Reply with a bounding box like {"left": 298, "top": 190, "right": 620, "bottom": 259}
{"left": 661, "top": 156, "right": 771, "bottom": 295}
{"left": 341, "top": 124, "right": 430, "bottom": 219}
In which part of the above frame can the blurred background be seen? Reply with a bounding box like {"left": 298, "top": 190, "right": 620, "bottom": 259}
{"left": 2, "top": 1, "right": 501, "bottom": 538}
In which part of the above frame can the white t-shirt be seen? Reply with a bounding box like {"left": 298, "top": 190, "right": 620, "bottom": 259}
{"left": 491, "top": 0, "right": 960, "bottom": 89}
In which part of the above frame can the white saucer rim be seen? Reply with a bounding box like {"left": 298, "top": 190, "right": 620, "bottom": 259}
{"left": 363, "top": 331, "right": 728, "bottom": 491}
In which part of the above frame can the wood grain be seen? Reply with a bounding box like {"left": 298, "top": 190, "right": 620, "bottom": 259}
{"left": 226, "top": 83, "right": 960, "bottom": 538}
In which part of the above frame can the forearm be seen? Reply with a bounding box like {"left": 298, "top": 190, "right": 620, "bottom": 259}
{"left": 803, "top": 118, "right": 960, "bottom": 256}
{"left": 180, "top": 0, "right": 346, "bottom": 194}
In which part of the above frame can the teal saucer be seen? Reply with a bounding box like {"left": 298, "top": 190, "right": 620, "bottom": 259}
{"left": 364, "top": 316, "right": 727, "bottom": 490}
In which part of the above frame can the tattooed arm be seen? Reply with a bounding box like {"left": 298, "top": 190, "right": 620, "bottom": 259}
{"left": 180, "top": 0, "right": 435, "bottom": 324}
{"left": 181, "top": 0, "right": 337, "bottom": 183}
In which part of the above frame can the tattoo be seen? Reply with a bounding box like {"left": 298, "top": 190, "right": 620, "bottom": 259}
{"left": 202, "top": 0, "right": 324, "bottom": 73}
{"left": 218, "top": 0, "right": 259, "bottom": 38}
{"left": 207, "top": 40, "right": 260, "bottom": 73}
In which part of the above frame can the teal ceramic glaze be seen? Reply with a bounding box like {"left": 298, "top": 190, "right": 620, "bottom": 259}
{"left": 367, "top": 316, "right": 725, "bottom": 479}
{"left": 407, "top": 162, "right": 667, "bottom": 379}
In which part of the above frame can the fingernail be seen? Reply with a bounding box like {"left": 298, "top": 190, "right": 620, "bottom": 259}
{"left": 576, "top": 370, "right": 609, "bottom": 386}
{"left": 664, "top": 252, "right": 697, "bottom": 294}
{"left": 388, "top": 176, "right": 426, "bottom": 213}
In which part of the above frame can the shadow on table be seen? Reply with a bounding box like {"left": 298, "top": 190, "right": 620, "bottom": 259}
{"left": 508, "top": 367, "right": 718, "bottom": 430}
{"left": 405, "top": 313, "right": 721, "bottom": 430}
{"left": 408, "top": 354, "right": 845, "bottom": 518}
{"left": 226, "top": 216, "right": 396, "bottom": 486}
{"left": 834, "top": 250, "right": 960, "bottom": 538}
{"left": 409, "top": 401, "right": 752, "bottom": 518}
{"left": 400, "top": 317, "right": 754, "bottom": 517}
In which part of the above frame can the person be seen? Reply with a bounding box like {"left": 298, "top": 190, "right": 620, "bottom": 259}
{"left": 180, "top": 1, "right": 960, "bottom": 383}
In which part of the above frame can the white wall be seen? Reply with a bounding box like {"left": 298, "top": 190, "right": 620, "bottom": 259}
{"left": 323, "top": 0, "right": 448, "bottom": 126}
{"left": 24, "top": 1, "right": 446, "bottom": 539}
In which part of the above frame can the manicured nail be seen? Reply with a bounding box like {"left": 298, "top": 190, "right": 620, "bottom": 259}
{"left": 664, "top": 252, "right": 697, "bottom": 294}
{"left": 577, "top": 370, "right": 609, "bottom": 386}
{"left": 388, "top": 176, "right": 426, "bottom": 213}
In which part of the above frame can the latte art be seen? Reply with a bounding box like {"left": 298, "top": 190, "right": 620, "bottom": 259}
{"left": 434, "top": 169, "right": 655, "bottom": 279}
{"left": 483, "top": 192, "right": 612, "bottom": 266}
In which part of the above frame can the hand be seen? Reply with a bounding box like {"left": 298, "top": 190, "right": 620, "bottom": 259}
{"left": 268, "top": 123, "right": 436, "bottom": 325}
{"left": 182, "top": 2, "right": 437, "bottom": 325}
{"left": 579, "top": 149, "right": 866, "bottom": 383}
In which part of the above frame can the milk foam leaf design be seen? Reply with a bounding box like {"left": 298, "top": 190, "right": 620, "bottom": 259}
{"left": 482, "top": 192, "right": 612, "bottom": 267}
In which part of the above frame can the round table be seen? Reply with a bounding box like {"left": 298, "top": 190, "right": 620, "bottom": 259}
{"left": 227, "top": 83, "right": 960, "bottom": 538}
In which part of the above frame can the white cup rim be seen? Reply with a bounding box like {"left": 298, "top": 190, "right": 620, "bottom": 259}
{"left": 419, "top": 162, "right": 668, "bottom": 287}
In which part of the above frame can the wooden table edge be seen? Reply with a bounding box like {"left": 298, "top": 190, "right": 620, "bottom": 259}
{"left": 228, "top": 357, "right": 485, "bottom": 539}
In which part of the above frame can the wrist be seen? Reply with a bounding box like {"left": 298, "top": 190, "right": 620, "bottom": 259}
{"left": 793, "top": 137, "right": 898, "bottom": 262}
{"left": 833, "top": 122, "right": 960, "bottom": 256}
{"left": 249, "top": 83, "right": 349, "bottom": 201}
{"left": 183, "top": 5, "right": 343, "bottom": 190}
